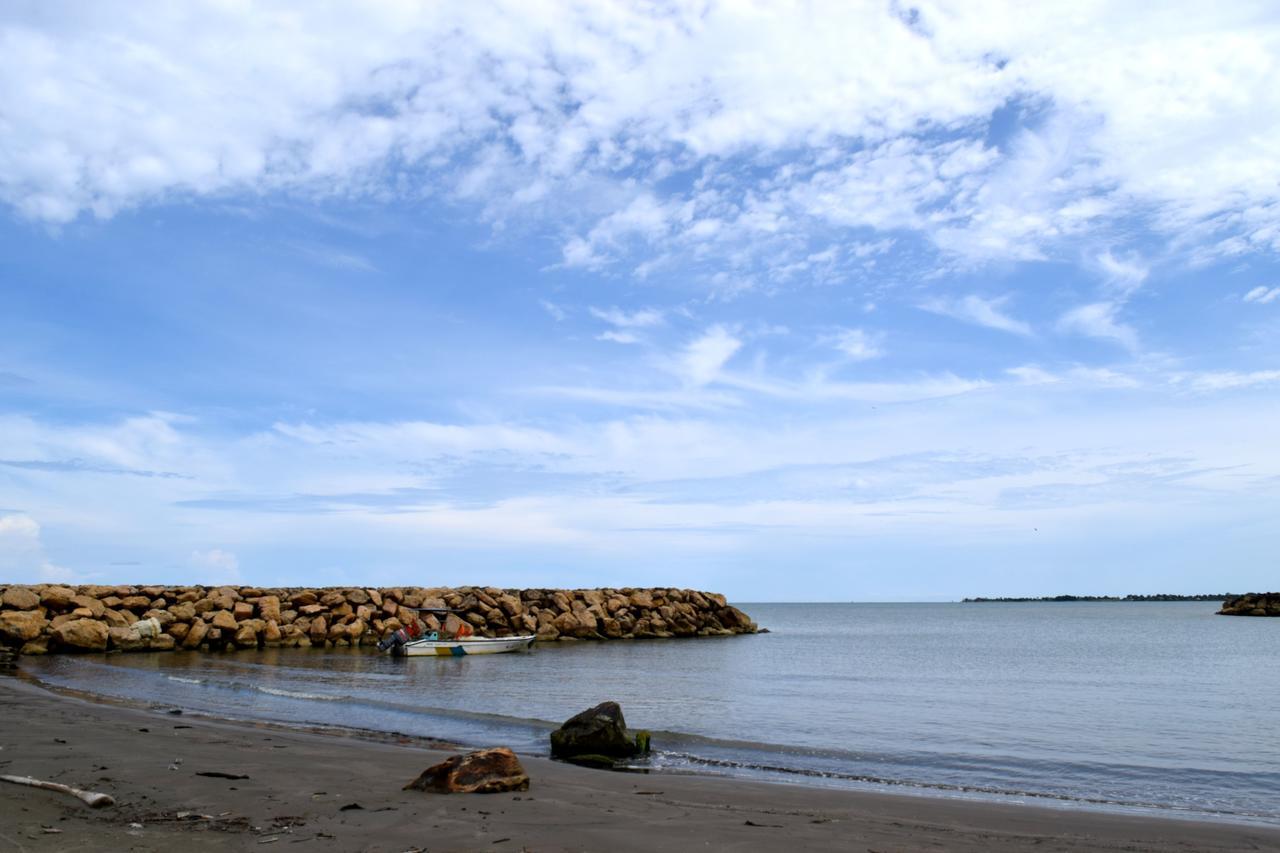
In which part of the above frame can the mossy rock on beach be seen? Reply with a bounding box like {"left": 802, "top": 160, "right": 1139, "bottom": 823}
{"left": 550, "top": 701, "right": 642, "bottom": 759}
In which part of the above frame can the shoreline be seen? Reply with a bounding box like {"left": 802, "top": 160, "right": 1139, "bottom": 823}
{"left": 2, "top": 678, "right": 1278, "bottom": 851}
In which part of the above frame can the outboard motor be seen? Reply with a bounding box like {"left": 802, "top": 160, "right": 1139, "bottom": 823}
{"left": 377, "top": 620, "right": 423, "bottom": 653}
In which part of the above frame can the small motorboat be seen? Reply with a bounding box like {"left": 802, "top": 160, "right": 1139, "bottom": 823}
{"left": 377, "top": 608, "right": 536, "bottom": 657}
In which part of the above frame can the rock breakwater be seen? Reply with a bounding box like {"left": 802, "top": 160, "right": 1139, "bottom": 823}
{"left": 1217, "top": 592, "right": 1280, "bottom": 616}
{"left": 0, "top": 584, "right": 757, "bottom": 655}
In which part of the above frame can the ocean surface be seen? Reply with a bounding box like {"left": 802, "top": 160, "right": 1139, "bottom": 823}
{"left": 25, "top": 602, "right": 1280, "bottom": 825}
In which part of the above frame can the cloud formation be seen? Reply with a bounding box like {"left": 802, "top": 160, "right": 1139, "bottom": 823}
{"left": 4, "top": 1, "right": 1280, "bottom": 278}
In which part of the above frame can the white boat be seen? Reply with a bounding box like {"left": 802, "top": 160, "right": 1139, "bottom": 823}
{"left": 397, "top": 634, "right": 537, "bottom": 657}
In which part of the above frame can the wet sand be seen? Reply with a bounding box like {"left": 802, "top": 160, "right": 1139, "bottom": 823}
{"left": 1, "top": 677, "right": 1276, "bottom": 852}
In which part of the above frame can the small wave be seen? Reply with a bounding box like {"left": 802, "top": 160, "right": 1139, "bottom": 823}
{"left": 166, "top": 676, "right": 204, "bottom": 684}
{"left": 256, "top": 686, "right": 342, "bottom": 701}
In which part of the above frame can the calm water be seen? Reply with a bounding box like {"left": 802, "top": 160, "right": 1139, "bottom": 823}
{"left": 25, "top": 602, "right": 1280, "bottom": 824}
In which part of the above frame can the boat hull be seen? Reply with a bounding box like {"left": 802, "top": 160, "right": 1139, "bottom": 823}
{"left": 395, "top": 634, "right": 537, "bottom": 657}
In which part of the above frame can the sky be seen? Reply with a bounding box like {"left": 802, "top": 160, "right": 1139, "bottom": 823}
{"left": 2, "top": 1, "right": 1279, "bottom": 600}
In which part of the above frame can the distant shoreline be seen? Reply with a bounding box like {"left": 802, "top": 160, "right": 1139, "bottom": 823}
{"left": 962, "top": 594, "right": 1230, "bottom": 603}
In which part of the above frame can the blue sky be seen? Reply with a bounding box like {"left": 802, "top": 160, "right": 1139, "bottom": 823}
{"left": 2, "top": 2, "right": 1279, "bottom": 599}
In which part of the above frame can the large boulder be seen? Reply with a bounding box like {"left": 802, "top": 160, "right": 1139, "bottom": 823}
{"left": 53, "top": 618, "right": 109, "bottom": 651}
{"left": 403, "top": 748, "right": 529, "bottom": 794}
{"left": 550, "top": 701, "right": 643, "bottom": 760}
{"left": 40, "top": 586, "right": 76, "bottom": 610}
{"left": 2, "top": 586, "right": 40, "bottom": 610}
{"left": 0, "top": 610, "right": 47, "bottom": 643}
{"left": 211, "top": 610, "right": 238, "bottom": 631}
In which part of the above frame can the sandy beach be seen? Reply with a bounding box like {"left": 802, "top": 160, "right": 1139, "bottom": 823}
{"left": 0, "top": 677, "right": 1276, "bottom": 852}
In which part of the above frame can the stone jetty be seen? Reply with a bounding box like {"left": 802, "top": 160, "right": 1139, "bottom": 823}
{"left": 0, "top": 584, "right": 758, "bottom": 655}
{"left": 1218, "top": 592, "right": 1280, "bottom": 616}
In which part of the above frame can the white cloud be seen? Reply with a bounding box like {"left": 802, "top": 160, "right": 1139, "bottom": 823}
{"left": 1097, "top": 251, "right": 1149, "bottom": 298}
{"left": 1056, "top": 302, "right": 1139, "bottom": 351}
{"left": 596, "top": 330, "right": 641, "bottom": 345}
{"left": 589, "top": 307, "right": 664, "bottom": 328}
{"left": 3, "top": 2, "right": 1280, "bottom": 275}
{"left": 677, "top": 326, "right": 742, "bottom": 387}
{"left": 1243, "top": 286, "right": 1280, "bottom": 304}
{"left": 539, "top": 299, "right": 567, "bottom": 321}
{"left": 830, "top": 328, "right": 885, "bottom": 361}
{"left": 1173, "top": 370, "right": 1280, "bottom": 392}
{"left": 921, "top": 294, "right": 1033, "bottom": 336}
{"left": 0, "top": 513, "right": 79, "bottom": 583}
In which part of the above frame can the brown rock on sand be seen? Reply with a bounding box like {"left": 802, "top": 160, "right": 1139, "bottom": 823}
{"left": 404, "top": 747, "right": 530, "bottom": 794}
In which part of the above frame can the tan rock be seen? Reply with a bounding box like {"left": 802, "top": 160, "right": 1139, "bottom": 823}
{"left": 367, "top": 589, "right": 383, "bottom": 607}
{"left": 0, "top": 609, "right": 47, "bottom": 642}
{"left": 320, "top": 591, "right": 345, "bottom": 607}
{"left": 233, "top": 601, "right": 254, "bottom": 621}
{"left": 40, "top": 586, "right": 76, "bottom": 610}
{"left": 2, "top": 586, "right": 40, "bottom": 610}
{"left": 168, "top": 601, "right": 196, "bottom": 622}
{"left": 20, "top": 636, "right": 49, "bottom": 655}
{"left": 258, "top": 595, "right": 281, "bottom": 623}
{"left": 330, "top": 602, "right": 354, "bottom": 619}
{"left": 108, "top": 625, "right": 148, "bottom": 652}
{"left": 71, "top": 594, "right": 106, "bottom": 617}
{"left": 101, "top": 608, "right": 130, "bottom": 628}
{"left": 177, "top": 590, "right": 201, "bottom": 603}
{"left": 144, "top": 609, "right": 176, "bottom": 628}
{"left": 53, "top": 618, "right": 108, "bottom": 651}
{"left": 346, "top": 588, "right": 370, "bottom": 605}
{"left": 299, "top": 603, "right": 325, "bottom": 616}
{"left": 289, "top": 591, "right": 318, "bottom": 607}
{"left": 119, "top": 595, "right": 151, "bottom": 611}
{"left": 152, "top": 634, "right": 176, "bottom": 651}
{"left": 71, "top": 607, "right": 95, "bottom": 618}
{"left": 498, "top": 595, "right": 523, "bottom": 618}
{"left": 263, "top": 620, "right": 282, "bottom": 646}
{"left": 628, "top": 590, "right": 654, "bottom": 609}
{"left": 309, "top": 616, "right": 328, "bottom": 642}
{"left": 168, "top": 622, "right": 191, "bottom": 641}
{"left": 580, "top": 589, "right": 605, "bottom": 608}
{"left": 183, "top": 619, "right": 209, "bottom": 649}
{"left": 211, "top": 610, "right": 238, "bottom": 631}
{"left": 234, "top": 624, "right": 259, "bottom": 648}
{"left": 381, "top": 600, "right": 399, "bottom": 617}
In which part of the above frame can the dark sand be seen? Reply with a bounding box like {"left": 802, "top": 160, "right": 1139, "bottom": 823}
{"left": 1, "top": 677, "right": 1277, "bottom": 852}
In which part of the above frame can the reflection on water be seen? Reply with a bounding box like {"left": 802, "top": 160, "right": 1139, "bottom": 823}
{"left": 25, "top": 602, "right": 1280, "bottom": 824}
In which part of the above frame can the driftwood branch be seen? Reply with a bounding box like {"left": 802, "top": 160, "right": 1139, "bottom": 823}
{"left": 0, "top": 774, "right": 116, "bottom": 808}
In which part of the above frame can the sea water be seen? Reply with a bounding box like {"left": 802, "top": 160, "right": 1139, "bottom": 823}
{"left": 24, "top": 602, "right": 1280, "bottom": 824}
